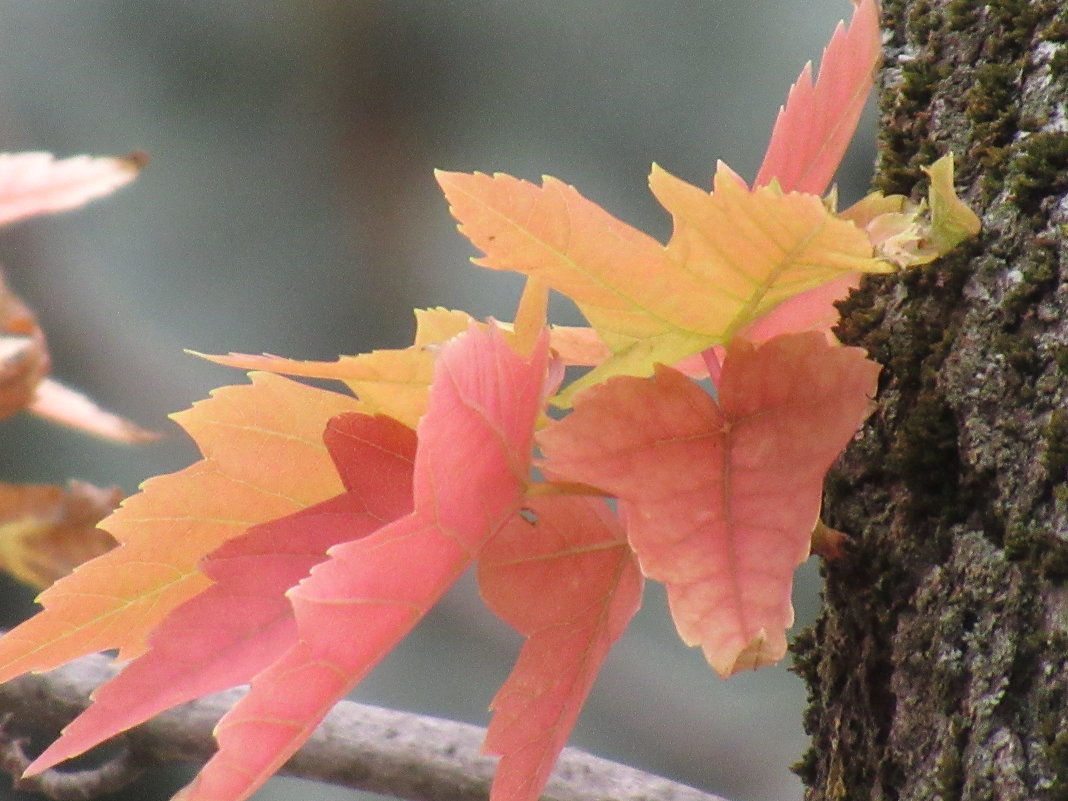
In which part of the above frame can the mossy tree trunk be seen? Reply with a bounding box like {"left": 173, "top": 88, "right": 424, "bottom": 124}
{"left": 794, "top": 2, "right": 1068, "bottom": 799}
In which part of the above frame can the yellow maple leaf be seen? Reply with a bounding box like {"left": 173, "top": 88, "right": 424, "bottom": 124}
{"left": 438, "top": 163, "right": 889, "bottom": 403}
{"left": 198, "top": 308, "right": 474, "bottom": 429}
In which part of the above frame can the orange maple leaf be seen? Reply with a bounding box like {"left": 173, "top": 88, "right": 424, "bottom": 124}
{"left": 0, "top": 373, "right": 361, "bottom": 680}
{"left": 437, "top": 159, "right": 887, "bottom": 404}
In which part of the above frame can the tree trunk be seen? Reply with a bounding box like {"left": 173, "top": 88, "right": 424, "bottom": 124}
{"left": 794, "top": 1, "right": 1068, "bottom": 799}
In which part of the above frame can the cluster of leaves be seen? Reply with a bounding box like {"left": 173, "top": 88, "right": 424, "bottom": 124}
{"left": 0, "top": 153, "right": 153, "bottom": 589}
{"left": 0, "top": 2, "right": 980, "bottom": 801}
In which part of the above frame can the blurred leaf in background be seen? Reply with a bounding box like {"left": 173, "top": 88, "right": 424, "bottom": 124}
{"left": 0, "top": 480, "right": 119, "bottom": 589}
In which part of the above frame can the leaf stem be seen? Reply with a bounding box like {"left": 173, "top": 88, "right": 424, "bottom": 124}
{"left": 701, "top": 346, "right": 723, "bottom": 386}
{"left": 514, "top": 278, "right": 549, "bottom": 355}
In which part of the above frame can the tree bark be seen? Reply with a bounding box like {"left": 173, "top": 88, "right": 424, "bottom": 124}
{"left": 794, "top": 2, "right": 1068, "bottom": 799}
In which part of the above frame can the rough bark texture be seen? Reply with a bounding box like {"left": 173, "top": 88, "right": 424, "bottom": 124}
{"left": 794, "top": 2, "right": 1068, "bottom": 800}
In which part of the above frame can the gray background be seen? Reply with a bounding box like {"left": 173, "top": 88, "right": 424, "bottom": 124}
{"left": 0, "top": 3, "right": 876, "bottom": 800}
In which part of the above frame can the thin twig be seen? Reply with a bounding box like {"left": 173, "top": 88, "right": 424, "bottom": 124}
{"left": 0, "top": 649, "right": 732, "bottom": 801}
{"left": 0, "top": 715, "right": 145, "bottom": 801}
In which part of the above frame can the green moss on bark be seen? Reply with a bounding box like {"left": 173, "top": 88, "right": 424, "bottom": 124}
{"left": 796, "top": 1, "right": 1068, "bottom": 799}
{"left": 1011, "top": 132, "right": 1068, "bottom": 212}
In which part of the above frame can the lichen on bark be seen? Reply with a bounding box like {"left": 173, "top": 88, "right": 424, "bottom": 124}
{"left": 793, "top": 1, "right": 1068, "bottom": 799}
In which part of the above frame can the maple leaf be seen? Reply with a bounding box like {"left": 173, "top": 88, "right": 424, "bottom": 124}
{"left": 438, "top": 165, "right": 887, "bottom": 404}
{"left": 25, "top": 413, "right": 417, "bottom": 775}
{"left": 0, "top": 151, "right": 144, "bottom": 227}
{"left": 0, "top": 480, "right": 120, "bottom": 589}
{"left": 478, "top": 494, "right": 642, "bottom": 801}
{"left": 169, "top": 323, "right": 548, "bottom": 801}
{"left": 198, "top": 307, "right": 475, "bottom": 428}
{"left": 539, "top": 333, "right": 880, "bottom": 675}
{"left": 0, "top": 373, "right": 362, "bottom": 680}
{"left": 753, "top": 0, "right": 882, "bottom": 195}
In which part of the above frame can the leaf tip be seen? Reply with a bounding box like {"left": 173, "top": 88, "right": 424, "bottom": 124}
{"left": 122, "top": 150, "right": 150, "bottom": 172}
{"left": 433, "top": 167, "right": 458, "bottom": 187}
{"left": 712, "top": 629, "right": 786, "bottom": 677}
{"left": 922, "top": 152, "right": 981, "bottom": 249}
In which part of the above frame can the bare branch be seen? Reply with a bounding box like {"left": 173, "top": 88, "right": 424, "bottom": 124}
{"left": 0, "top": 716, "right": 145, "bottom": 801}
{"left": 0, "top": 650, "right": 731, "bottom": 801}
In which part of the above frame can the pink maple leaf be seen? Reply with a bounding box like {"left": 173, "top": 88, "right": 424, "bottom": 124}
{"left": 753, "top": 0, "right": 881, "bottom": 195}
{"left": 478, "top": 494, "right": 643, "bottom": 801}
{"left": 171, "top": 323, "right": 549, "bottom": 801}
{"left": 540, "top": 332, "right": 879, "bottom": 676}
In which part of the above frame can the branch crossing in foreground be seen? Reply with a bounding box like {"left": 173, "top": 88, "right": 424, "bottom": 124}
{"left": 0, "top": 648, "right": 732, "bottom": 801}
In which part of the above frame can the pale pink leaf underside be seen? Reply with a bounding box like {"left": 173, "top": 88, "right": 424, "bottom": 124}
{"left": 735, "top": 271, "right": 862, "bottom": 344}
{"left": 0, "top": 152, "right": 144, "bottom": 226}
{"left": 29, "top": 378, "right": 159, "bottom": 443}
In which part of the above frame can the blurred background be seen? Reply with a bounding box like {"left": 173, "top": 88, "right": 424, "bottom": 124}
{"left": 0, "top": 2, "right": 877, "bottom": 800}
